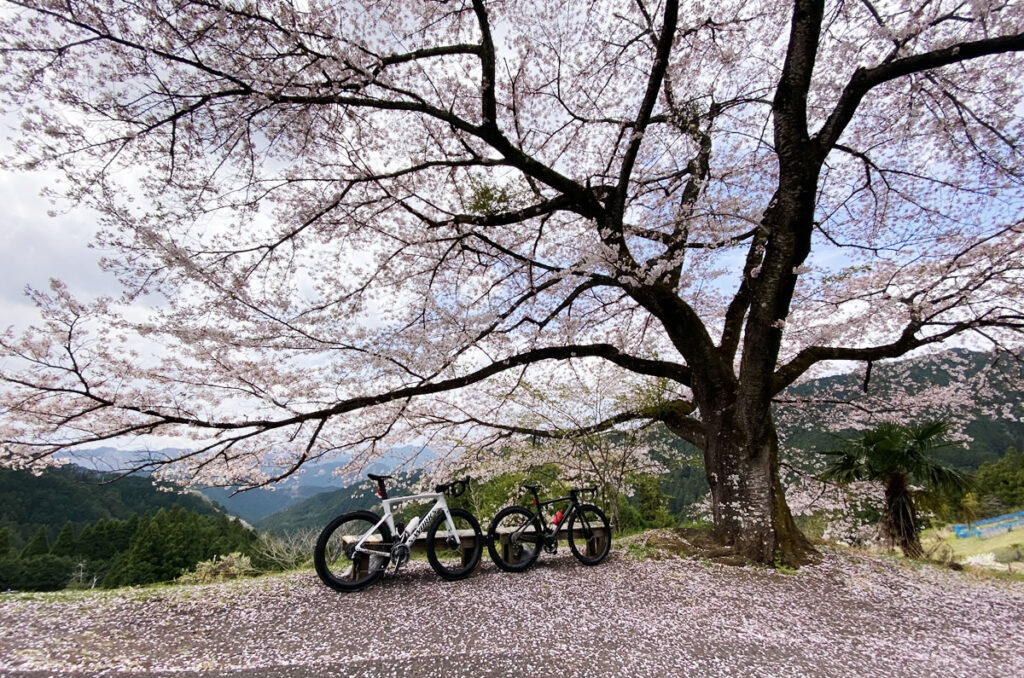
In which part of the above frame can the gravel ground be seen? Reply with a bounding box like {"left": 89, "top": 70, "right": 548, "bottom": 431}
{"left": 1, "top": 544, "right": 1022, "bottom": 677}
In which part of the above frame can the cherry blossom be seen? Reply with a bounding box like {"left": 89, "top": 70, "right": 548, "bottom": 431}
{"left": 1, "top": 549, "right": 1022, "bottom": 676}
{"left": 1, "top": 0, "right": 1022, "bottom": 565}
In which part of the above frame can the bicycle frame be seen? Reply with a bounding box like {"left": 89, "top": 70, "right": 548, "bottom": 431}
{"left": 529, "top": 494, "right": 581, "bottom": 534}
{"left": 315, "top": 474, "right": 482, "bottom": 590}
{"left": 352, "top": 490, "right": 462, "bottom": 557}
{"left": 486, "top": 486, "right": 610, "bottom": 572}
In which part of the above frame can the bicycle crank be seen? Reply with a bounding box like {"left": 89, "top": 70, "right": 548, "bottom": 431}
{"left": 391, "top": 543, "right": 410, "bottom": 573}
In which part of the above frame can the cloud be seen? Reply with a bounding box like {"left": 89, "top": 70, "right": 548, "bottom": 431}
{"left": 0, "top": 168, "right": 117, "bottom": 329}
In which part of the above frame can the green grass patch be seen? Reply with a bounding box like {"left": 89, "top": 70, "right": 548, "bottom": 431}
{"left": 923, "top": 525, "right": 1024, "bottom": 559}
{"left": 965, "top": 566, "right": 1024, "bottom": 583}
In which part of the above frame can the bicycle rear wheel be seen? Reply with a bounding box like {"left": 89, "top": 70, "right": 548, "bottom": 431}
{"left": 486, "top": 506, "right": 543, "bottom": 572}
{"left": 314, "top": 511, "right": 392, "bottom": 592}
{"left": 426, "top": 508, "right": 483, "bottom": 581}
{"left": 568, "top": 504, "right": 611, "bottom": 565}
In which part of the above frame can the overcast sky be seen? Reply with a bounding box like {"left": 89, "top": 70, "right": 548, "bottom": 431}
{"left": 0, "top": 163, "right": 116, "bottom": 333}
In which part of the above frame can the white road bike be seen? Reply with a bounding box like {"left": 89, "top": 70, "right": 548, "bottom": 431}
{"left": 314, "top": 474, "right": 483, "bottom": 592}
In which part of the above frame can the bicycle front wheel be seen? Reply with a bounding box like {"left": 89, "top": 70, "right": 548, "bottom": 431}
{"left": 426, "top": 508, "right": 483, "bottom": 581}
{"left": 314, "top": 511, "right": 393, "bottom": 592}
{"left": 486, "top": 506, "right": 543, "bottom": 572}
{"left": 568, "top": 504, "right": 611, "bottom": 565}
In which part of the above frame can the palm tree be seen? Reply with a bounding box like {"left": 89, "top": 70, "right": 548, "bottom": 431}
{"left": 820, "top": 421, "right": 971, "bottom": 559}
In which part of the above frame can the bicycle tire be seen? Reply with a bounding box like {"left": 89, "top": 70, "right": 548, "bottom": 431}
{"left": 486, "top": 505, "right": 544, "bottom": 572}
{"left": 425, "top": 507, "right": 483, "bottom": 581}
{"left": 314, "top": 510, "right": 393, "bottom": 592}
{"left": 568, "top": 504, "right": 611, "bottom": 565}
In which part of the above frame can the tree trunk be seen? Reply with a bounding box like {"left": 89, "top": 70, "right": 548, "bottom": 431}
{"left": 884, "top": 473, "right": 923, "bottom": 559}
{"left": 703, "top": 409, "right": 817, "bottom": 568}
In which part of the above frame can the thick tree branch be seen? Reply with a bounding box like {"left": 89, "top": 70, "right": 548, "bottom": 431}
{"left": 772, "top": 0, "right": 824, "bottom": 162}
{"left": 814, "top": 32, "right": 1024, "bottom": 156}
{"left": 772, "top": 316, "right": 1023, "bottom": 394}
{"left": 615, "top": 0, "right": 678, "bottom": 210}
{"left": 471, "top": 0, "right": 497, "bottom": 127}
{"left": 1, "top": 343, "right": 692, "bottom": 447}
{"left": 417, "top": 397, "right": 704, "bottom": 448}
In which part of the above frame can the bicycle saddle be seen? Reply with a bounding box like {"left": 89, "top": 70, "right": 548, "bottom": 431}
{"left": 368, "top": 473, "right": 392, "bottom": 499}
{"left": 522, "top": 484, "right": 541, "bottom": 492}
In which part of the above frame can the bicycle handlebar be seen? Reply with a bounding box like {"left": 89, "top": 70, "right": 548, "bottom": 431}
{"left": 434, "top": 476, "right": 470, "bottom": 497}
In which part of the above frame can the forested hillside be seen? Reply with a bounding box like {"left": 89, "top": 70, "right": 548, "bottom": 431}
{"left": 783, "top": 349, "right": 1024, "bottom": 469}
{"left": 0, "top": 507, "right": 259, "bottom": 591}
{"left": 0, "top": 465, "right": 218, "bottom": 545}
{"left": 0, "top": 466, "right": 263, "bottom": 591}
{"left": 201, "top": 485, "right": 334, "bottom": 524}
{"left": 256, "top": 481, "right": 384, "bottom": 535}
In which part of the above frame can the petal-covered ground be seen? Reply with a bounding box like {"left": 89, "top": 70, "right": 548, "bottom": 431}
{"left": 1, "top": 543, "right": 1022, "bottom": 677}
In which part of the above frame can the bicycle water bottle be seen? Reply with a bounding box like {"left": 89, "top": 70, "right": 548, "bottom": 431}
{"left": 404, "top": 516, "right": 420, "bottom": 536}
{"left": 552, "top": 510, "right": 563, "bottom": 525}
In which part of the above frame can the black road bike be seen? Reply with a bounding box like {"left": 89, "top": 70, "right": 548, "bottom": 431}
{"left": 486, "top": 485, "right": 611, "bottom": 572}
{"left": 314, "top": 474, "right": 483, "bottom": 592}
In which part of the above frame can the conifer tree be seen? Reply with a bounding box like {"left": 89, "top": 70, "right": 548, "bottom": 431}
{"left": 0, "top": 526, "right": 11, "bottom": 557}
{"left": 20, "top": 526, "right": 50, "bottom": 559}
{"left": 50, "top": 522, "right": 76, "bottom": 558}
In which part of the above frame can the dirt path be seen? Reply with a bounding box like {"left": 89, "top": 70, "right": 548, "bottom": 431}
{"left": 2, "top": 544, "right": 1023, "bottom": 677}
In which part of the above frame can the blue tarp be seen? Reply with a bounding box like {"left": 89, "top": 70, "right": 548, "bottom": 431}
{"left": 953, "top": 510, "right": 1024, "bottom": 538}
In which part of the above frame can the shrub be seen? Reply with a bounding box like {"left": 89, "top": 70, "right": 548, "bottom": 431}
{"left": 794, "top": 511, "right": 829, "bottom": 541}
{"left": 0, "top": 557, "right": 26, "bottom": 590}
{"left": 993, "top": 544, "right": 1023, "bottom": 564}
{"left": 253, "top": 530, "right": 316, "bottom": 571}
{"left": 177, "top": 552, "right": 255, "bottom": 585}
{"left": 14, "top": 555, "right": 74, "bottom": 591}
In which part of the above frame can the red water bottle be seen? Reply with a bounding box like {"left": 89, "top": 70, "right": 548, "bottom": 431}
{"left": 552, "top": 510, "right": 563, "bottom": 525}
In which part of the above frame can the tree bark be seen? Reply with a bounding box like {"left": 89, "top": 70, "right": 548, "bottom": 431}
{"left": 884, "top": 473, "right": 923, "bottom": 559}
{"left": 701, "top": 399, "right": 817, "bottom": 567}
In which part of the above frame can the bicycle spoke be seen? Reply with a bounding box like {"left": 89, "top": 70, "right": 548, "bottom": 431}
{"left": 568, "top": 504, "right": 611, "bottom": 566}
{"left": 427, "top": 508, "right": 483, "bottom": 580}
{"left": 487, "top": 506, "right": 542, "bottom": 571}
{"left": 314, "top": 512, "right": 392, "bottom": 591}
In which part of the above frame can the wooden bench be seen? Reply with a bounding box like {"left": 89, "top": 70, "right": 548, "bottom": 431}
{"left": 491, "top": 525, "right": 609, "bottom": 564}
{"left": 342, "top": 529, "right": 480, "bottom": 578}
{"left": 342, "top": 525, "right": 609, "bottom": 576}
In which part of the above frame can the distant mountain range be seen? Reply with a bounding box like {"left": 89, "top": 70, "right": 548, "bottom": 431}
{"left": 48, "top": 444, "right": 435, "bottom": 525}
{"left": 255, "top": 483, "right": 381, "bottom": 535}
{"left": 199, "top": 485, "right": 334, "bottom": 524}
{"left": 8, "top": 349, "right": 1021, "bottom": 535}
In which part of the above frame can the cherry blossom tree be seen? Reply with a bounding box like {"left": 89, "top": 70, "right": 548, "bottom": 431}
{"left": 432, "top": 363, "right": 682, "bottom": 527}
{"left": 1, "top": 0, "right": 1023, "bottom": 565}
